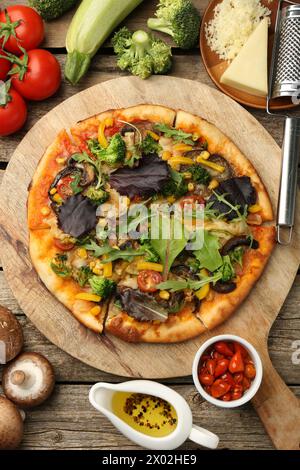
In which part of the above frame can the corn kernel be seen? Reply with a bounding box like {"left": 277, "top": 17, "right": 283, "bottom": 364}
{"left": 188, "top": 183, "right": 195, "bottom": 192}
{"left": 167, "top": 196, "right": 176, "bottom": 204}
{"left": 183, "top": 172, "right": 192, "bottom": 180}
{"left": 200, "top": 268, "right": 209, "bottom": 277}
{"left": 92, "top": 268, "right": 102, "bottom": 275}
{"left": 196, "top": 284, "right": 210, "bottom": 300}
{"left": 162, "top": 151, "right": 172, "bottom": 161}
{"left": 41, "top": 206, "right": 50, "bottom": 216}
{"left": 77, "top": 248, "right": 87, "bottom": 259}
{"left": 75, "top": 293, "right": 101, "bottom": 302}
{"left": 53, "top": 193, "right": 63, "bottom": 204}
{"left": 89, "top": 261, "right": 96, "bottom": 269}
{"left": 56, "top": 157, "right": 66, "bottom": 164}
{"left": 192, "top": 133, "right": 200, "bottom": 141}
{"left": 49, "top": 188, "right": 57, "bottom": 195}
{"left": 104, "top": 117, "right": 114, "bottom": 127}
{"left": 249, "top": 204, "right": 262, "bottom": 214}
{"left": 89, "top": 306, "right": 102, "bottom": 317}
{"left": 147, "top": 130, "right": 160, "bottom": 141}
{"left": 199, "top": 151, "right": 210, "bottom": 160}
{"left": 208, "top": 179, "right": 219, "bottom": 190}
{"left": 159, "top": 290, "right": 170, "bottom": 300}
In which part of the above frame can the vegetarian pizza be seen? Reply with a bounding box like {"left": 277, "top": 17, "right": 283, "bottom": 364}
{"left": 28, "top": 104, "right": 275, "bottom": 343}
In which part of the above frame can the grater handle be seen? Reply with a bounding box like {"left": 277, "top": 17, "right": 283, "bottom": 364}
{"left": 277, "top": 117, "right": 300, "bottom": 245}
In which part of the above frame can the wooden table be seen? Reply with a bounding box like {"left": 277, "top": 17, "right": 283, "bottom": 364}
{"left": 0, "top": 0, "right": 299, "bottom": 450}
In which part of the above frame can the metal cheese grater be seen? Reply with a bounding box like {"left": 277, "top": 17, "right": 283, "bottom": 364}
{"left": 267, "top": 0, "right": 300, "bottom": 245}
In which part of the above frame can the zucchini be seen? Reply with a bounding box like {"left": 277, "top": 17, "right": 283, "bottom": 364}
{"left": 65, "top": 0, "right": 144, "bottom": 84}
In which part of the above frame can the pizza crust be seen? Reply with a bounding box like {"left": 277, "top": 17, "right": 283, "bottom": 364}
{"left": 175, "top": 110, "right": 274, "bottom": 222}
{"left": 29, "top": 229, "right": 106, "bottom": 333}
{"left": 197, "top": 225, "right": 276, "bottom": 330}
{"left": 113, "top": 104, "right": 176, "bottom": 126}
{"left": 105, "top": 304, "right": 207, "bottom": 343}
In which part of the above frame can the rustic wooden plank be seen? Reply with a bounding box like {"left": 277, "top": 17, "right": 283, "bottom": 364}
{"left": 0, "top": 170, "right": 4, "bottom": 186}
{"left": 1, "top": 53, "right": 296, "bottom": 163}
{"left": 0, "top": 271, "right": 299, "bottom": 384}
{"left": 3, "top": 383, "right": 296, "bottom": 450}
{"left": 11, "top": 0, "right": 208, "bottom": 48}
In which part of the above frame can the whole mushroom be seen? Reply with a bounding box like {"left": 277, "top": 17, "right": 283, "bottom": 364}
{"left": 0, "top": 306, "right": 23, "bottom": 364}
{"left": 0, "top": 396, "right": 24, "bottom": 449}
{"left": 2, "top": 352, "right": 55, "bottom": 408}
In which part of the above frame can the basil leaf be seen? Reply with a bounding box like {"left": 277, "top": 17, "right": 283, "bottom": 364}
{"left": 193, "top": 230, "right": 223, "bottom": 272}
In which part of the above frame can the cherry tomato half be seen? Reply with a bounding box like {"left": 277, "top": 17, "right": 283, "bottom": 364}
{"left": 56, "top": 176, "right": 74, "bottom": 199}
{"left": 0, "top": 87, "right": 27, "bottom": 136}
{"left": 137, "top": 270, "right": 162, "bottom": 293}
{"left": 53, "top": 238, "right": 75, "bottom": 252}
{"left": 215, "top": 341, "right": 234, "bottom": 357}
{"left": 11, "top": 49, "right": 61, "bottom": 101}
{"left": 199, "top": 372, "right": 214, "bottom": 386}
{"left": 0, "top": 6, "right": 44, "bottom": 55}
{"left": 245, "top": 363, "right": 256, "bottom": 380}
{"left": 229, "top": 351, "right": 245, "bottom": 374}
{"left": 214, "top": 358, "right": 229, "bottom": 377}
{"left": 211, "top": 379, "right": 231, "bottom": 399}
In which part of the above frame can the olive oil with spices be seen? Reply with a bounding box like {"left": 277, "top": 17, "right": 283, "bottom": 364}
{"left": 111, "top": 392, "right": 177, "bottom": 438}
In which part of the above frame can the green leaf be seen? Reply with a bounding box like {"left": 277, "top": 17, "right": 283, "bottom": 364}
{"left": 154, "top": 123, "right": 194, "bottom": 145}
{"left": 151, "top": 214, "right": 188, "bottom": 279}
{"left": 158, "top": 272, "right": 222, "bottom": 292}
{"left": 80, "top": 240, "right": 112, "bottom": 258}
{"left": 102, "top": 248, "right": 145, "bottom": 263}
{"left": 70, "top": 173, "right": 83, "bottom": 195}
{"left": 193, "top": 230, "right": 223, "bottom": 272}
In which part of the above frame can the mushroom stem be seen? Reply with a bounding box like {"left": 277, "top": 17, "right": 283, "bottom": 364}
{"left": 11, "top": 370, "right": 26, "bottom": 386}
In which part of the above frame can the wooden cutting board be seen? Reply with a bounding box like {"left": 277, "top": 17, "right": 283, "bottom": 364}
{"left": 0, "top": 77, "right": 299, "bottom": 449}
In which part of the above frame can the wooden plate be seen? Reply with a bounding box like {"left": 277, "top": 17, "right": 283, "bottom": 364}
{"left": 200, "top": 0, "right": 299, "bottom": 110}
{"left": 0, "top": 77, "right": 300, "bottom": 448}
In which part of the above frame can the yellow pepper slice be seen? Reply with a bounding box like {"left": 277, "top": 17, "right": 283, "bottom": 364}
{"left": 249, "top": 204, "right": 262, "bottom": 214}
{"left": 196, "top": 157, "right": 225, "bottom": 173}
{"left": 75, "top": 293, "right": 101, "bottom": 302}
{"left": 137, "top": 262, "right": 163, "bottom": 272}
{"left": 168, "top": 156, "right": 194, "bottom": 166}
{"left": 103, "top": 261, "right": 113, "bottom": 278}
{"left": 98, "top": 117, "right": 114, "bottom": 149}
{"left": 89, "top": 306, "right": 102, "bottom": 316}
{"left": 196, "top": 284, "right": 210, "bottom": 300}
{"left": 172, "top": 143, "right": 194, "bottom": 152}
{"left": 147, "top": 130, "right": 160, "bottom": 141}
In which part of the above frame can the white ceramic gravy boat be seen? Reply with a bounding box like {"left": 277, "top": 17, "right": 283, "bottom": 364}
{"left": 89, "top": 380, "right": 219, "bottom": 450}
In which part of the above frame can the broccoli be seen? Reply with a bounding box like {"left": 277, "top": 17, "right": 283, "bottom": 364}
{"left": 73, "top": 266, "right": 92, "bottom": 287}
{"left": 28, "top": 0, "right": 78, "bottom": 21}
{"left": 88, "top": 133, "right": 126, "bottom": 166}
{"left": 112, "top": 28, "right": 172, "bottom": 80}
{"left": 85, "top": 186, "right": 109, "bottom": 205}
{"left": 141, "top": 134, "right": 162, "bottom": 155}
{"left": 139, "top": 239, "right": 160, "bottom": 263}
{"left": 50, "top": 254, "right": 71, "bottom": 278}
{"left": 161, "top": 168, "right": 188, "bottom": 198}
{"left": 89, "top": 276, "right": 116, "bottom": 299}
{"left": 147, "top": 0, "right": 201, "bottom": 49}
{"left": 218, "top": 255, "right": 235, "bottom": 282}
{"left": 190, "top": 165, "right": 211, "bottom": 185}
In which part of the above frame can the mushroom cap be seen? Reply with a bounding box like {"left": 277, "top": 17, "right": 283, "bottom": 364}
{"left": 0, "top": 395, "right": 23, "bottom": 449}
{"left": 2, "top": 352, "right": 55, "bottom": 408}
{"left": 0, "top": 306, "right": 23, "bottom": 363}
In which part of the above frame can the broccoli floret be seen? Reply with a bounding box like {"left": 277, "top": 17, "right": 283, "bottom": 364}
{"left": 147, "top": 0, "right": 201, "bottom": 49}
{"left": 161, "top": 168, "right": 189, "bottom": 198}
{"left": 190, "top": 165, "right": 211, "bottom": 185}
{"left": 85, "top": 186, "right": 108, "bottom": 205}
{"left": 89, "top": 276, "right": 116, "bottom": 299}
{"left": 50, "top": 254, "right": 71, "bottom": 278}
{"left": 141, "top": 134, "right": 162, "bottom": 155}
{"left": 73, "top": 266, "right": 92, "bottom": 287}
{"left": 112, "top": 28, "right": 172, "bottom": 79}
{"left": 28, "top": 0, "right": 78, "bottom": 21}
{"left": 88, "top": 133, "right": 126, "bottom": 166}
{"left": 139, "top": 239, "right": 160, "bottom": 263}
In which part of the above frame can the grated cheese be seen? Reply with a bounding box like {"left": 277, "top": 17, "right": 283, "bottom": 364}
{"left": 205, "top": 0, "right": 273, "bottom": 61}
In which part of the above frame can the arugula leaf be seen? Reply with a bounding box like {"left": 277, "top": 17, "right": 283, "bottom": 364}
{"left": 158, "top": 272, "right": 222, "bottom": 292}
{"left": 80, "top": 240, "right": 112, "bottom": 258}
{"left": 154, "top": 123, "right": 194, "bottom": 145}
{"left": 150, "top": 215, "right": 188, "bottom": 279}
{"left": 102, "top": 248, "right": 145, "bottom": 263}
{"left": 71, "top": 151, "right": 103, "bottom": 189}
{"left": 161, "top": 168, "right": 188, "bottom": 198}
{"left": 193, "top": 230, "right": 223, "bottom": 272}
{"left": 229, "top": 246, "right": 244, "bottom": 267}
{"left": 70, "top": 173, "right": 83, "bottom": 195}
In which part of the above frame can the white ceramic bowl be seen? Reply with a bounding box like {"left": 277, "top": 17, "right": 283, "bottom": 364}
{"left": 192, "top": 334, "right": 263, "bottom": 408}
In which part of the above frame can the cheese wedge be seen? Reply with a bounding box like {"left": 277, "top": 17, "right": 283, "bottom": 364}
{"left": 220, "top": 18, "right": 269, "bottom": 97}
